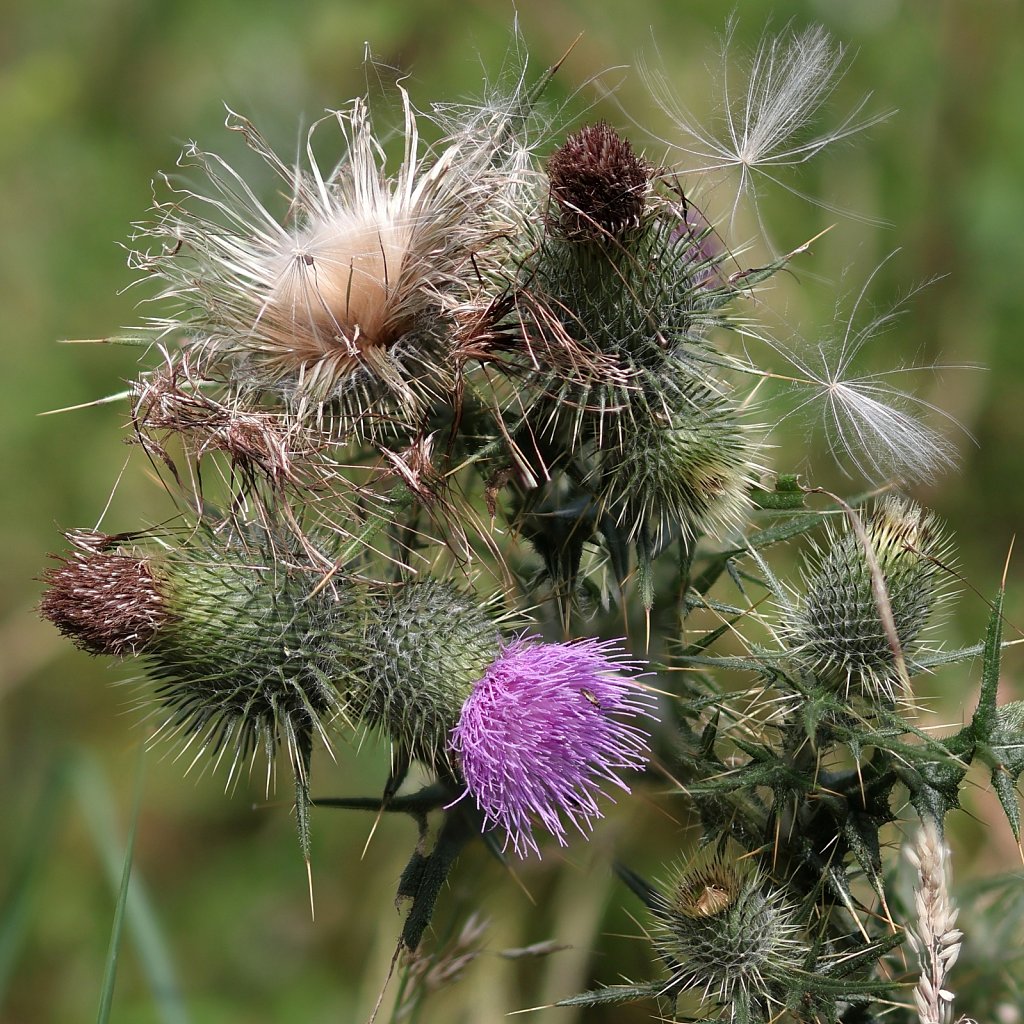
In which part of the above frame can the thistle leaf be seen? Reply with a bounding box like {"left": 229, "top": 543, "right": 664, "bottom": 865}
{"left": 971, "top": 585, "right": 1005, "bottom": 739}
{"left": 992, "top": 767, "right": 1021, "bottom": 842}
{"left": 555, "top": 982, "right": 666, "bottom": 1007}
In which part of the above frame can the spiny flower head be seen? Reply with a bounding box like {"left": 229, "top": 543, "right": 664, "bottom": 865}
{"left": 593, "top": 380, "right": 759, "bottom": 544}
{"left": 512, "top": 202, "right": 741, "bottom": 472}
{"left": 355, "top": 581, "right": 501, "bottom": 769}
{"left": 546, "top": 122, "right": 651, "bottom": 240}
{"left": 527, "top": 190, "right": 730, "bottom": 378}
{"left": 450, "top": 637, "right": 654, "bottom": 857}
{"left": 39, "top": 523, "right": 356, "bottom": 790}
{"left": 130, "top": 86, "right": 528, "bottom": 435}
{"left": 652, "top": 848, "right": 805, "bottom": 1014}
{"left": 787, "top": 496, "right": 953, "bottom": 703}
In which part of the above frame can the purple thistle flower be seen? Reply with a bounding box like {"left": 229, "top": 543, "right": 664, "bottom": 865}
{"left": 669, "top": 201, "right": 727, "bottom": 290}
{"left": 449, "top": 637, "right": 655, "bottom": 858}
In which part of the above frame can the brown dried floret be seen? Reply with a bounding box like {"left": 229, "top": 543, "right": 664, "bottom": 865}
{"left": 39, "top": 545, "right": 166, "bottom": 657}
{"left": 547, "top": 123, "right": 651, "bottom": 240}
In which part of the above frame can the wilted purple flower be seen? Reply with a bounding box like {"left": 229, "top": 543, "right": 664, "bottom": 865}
{"left": 449, "top": 637, "right": 654, "bottom": 857}
{"left": 669, "top": 200, "right": 726, "bottom": 289}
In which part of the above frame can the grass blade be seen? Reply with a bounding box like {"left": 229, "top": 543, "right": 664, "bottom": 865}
{"left": 95, "top": 750, "right": 145, "bottom": 1024}
{"left": 0, "top": 756, "right": 72, "bottom": 1001}
{"left": 75, "top": 750, "right": 190, "bottom": 1024}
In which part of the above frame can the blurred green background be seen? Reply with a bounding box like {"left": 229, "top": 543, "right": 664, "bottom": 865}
{"left": 3, "top": 0, "right": 1024, "bottom": 1021}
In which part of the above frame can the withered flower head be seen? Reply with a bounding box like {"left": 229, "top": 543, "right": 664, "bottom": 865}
{"left": 653, "top": 849, "right": 806, "bottom": 1010}
{"left": 129, "top": 89, "right": 529, "bottom": 435}
{"left": 39, "top": 543, "right": 166, "bottom": 657}
{"left": 547, "top": 123, "right": 650, "bottom": 240}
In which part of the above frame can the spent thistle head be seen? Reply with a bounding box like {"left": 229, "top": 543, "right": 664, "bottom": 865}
{"left": 652, "top": 848, "right": 805, "bottom": 1015}
{"left": 39, "top": 540, "right": 166, "bottom": 658}
{"left": 546, "top": 122, "right": 651, "bottom": 241}
{"left": 129, "top": 86, "right": 527, "bottom": 435}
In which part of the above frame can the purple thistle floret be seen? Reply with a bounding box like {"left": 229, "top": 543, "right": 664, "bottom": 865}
{"left": 449, "top": 636, "right": 655, "bottom": 858}
{"left": 670, "top": 201, "right": 726, "bottom": 289}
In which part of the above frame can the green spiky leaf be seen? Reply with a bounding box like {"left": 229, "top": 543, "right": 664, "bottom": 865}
{"left": 971, "top": 586, "right": 1005, "bottom": 739}
{"left": 555, "top": 982, "right": 666, "bottom": 1008}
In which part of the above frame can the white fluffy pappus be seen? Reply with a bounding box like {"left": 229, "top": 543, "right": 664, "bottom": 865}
{"left": 760, "top": 257, "right": 971, "bottom": 486}
{"left": 128, "top": 82, "right": 537, "bottom": 433}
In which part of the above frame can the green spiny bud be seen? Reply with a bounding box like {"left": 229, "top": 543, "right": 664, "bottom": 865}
{"left": 150, "top": 527, "right": 358, "bottom": 771}
{"left": 356, "top": 581, "right": 501, "bottom": 769}
{"left": 594, "top": 382, "right": 757, "bottom": 543}
{"left": 787, "top": 496, "right": 952, "bottom": 703}
{"left": 40, "top": 526, "right": 355, "bottom": 787}
{"left": 652, "top": 849, "right": 805, "bottom": 1015}
{"left": 521, "top": 196, "right": 735, "bottom": 464}
{"left": 530, "top": 217, "right": 724, "bottom": 379}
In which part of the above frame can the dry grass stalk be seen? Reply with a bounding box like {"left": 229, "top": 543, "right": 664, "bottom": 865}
{"left": 906, "top": 821, "right": 972, "bottom": 1024}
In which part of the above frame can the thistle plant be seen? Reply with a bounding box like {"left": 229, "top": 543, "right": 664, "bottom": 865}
{"left": 37, "top": 21, "right": 1023, "bottom": 1024}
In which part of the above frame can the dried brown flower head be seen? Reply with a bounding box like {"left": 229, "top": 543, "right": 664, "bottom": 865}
{"left": 547, "top": 123, "right": 650, "bottom": 240}
{"left": 39, "top": 544, "right": 166, "bottom": 657}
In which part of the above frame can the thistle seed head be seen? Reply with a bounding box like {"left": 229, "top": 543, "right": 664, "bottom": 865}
{"left": 547, "top": 123, "right": 650, "bottom": 241}
{"left": 787, "top": 496, "right": 953, "bottom": 703}
{"left": 130, "top": 89, "right": 524, "bottom": 435}
{"left": 652, "top": 849, "right": 805, "bottom": 1011}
